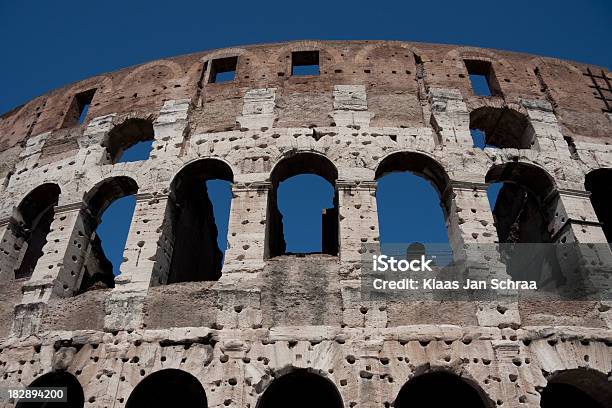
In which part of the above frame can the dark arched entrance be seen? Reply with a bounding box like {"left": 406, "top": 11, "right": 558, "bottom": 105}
{"left": 126, "top": 369, "right": 207, "bottom": 408}
{"left": 540, "top": 369, "right": 612, "bottom": 408}
{"left": 16, "top": 371, "right": 84, "bottom": 408}
{"left": 166, "top": 158, "right": 234, "bottom": 283}
{"left": 585, "top": 168, "right": 612, "bottom": 244}
{"left": 257, "top": 370, "right": 343, "bottom": 408}
{"left": 394, "top": 371, "right": 489, "bottom": 408}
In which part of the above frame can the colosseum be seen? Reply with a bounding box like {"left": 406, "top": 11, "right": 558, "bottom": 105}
{"left": 0, "top": 40, "right": 611, "bottom": 407}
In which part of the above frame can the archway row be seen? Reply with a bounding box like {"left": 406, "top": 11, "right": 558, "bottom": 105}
{"left": 2, "top": 156, "right": 609, "bottom": 287}
{"left": 16, "top": 366, "right": 612, "bottom": 408}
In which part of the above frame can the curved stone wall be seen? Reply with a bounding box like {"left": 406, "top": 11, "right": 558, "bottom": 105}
{"left": 0, "top": 40, "right": 611, "bottom": 408}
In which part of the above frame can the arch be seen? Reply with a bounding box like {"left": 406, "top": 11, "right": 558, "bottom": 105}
{"left": 445, "top": 46, "right": 508, "bottom": 63}
{"left": 585, "top": 168, "right": 612, "bottom": 243}
{"left": 485, "top": 162, "right": 556, "bottom": 205}
{"left": 486, "top": 162, "right": 561, "bottom": 282}
{"left": 540, "top": 368, "right": 612, "bottom": 408}
{"left": 126, "top": 369, "right": 207, "bottom": 408}
{"left": 103, "top": 118, "right": 155, "bottom": 163}
{"left": 267, "top": 152, "right": 339, "bottom": 257}
{"left": 16, "top": 371, "right": 84, "bottom": 408}
{"left": 118, "top": 59, "right": 184, "bottom": 89}
{"left": 163, "top": 158, "right": 234, "bottom": 283}
{"left": 70, "top": 176, "right": 139, "bottom": 292}
{"left": 4, "top": 183, "right": 60, "bottom": 279}
{"left": 273, "top": 41, "right": 344, "bottom": 66}
{"left": 257, "top": 369, "right": 343, "bottom": 408}
{"left": 171, "top": 158, "right": 234, "bottom": 201}
{"left": 354, "top": 41, "right": 425, "bottom": 65}
{"left": 394, "top": 371, "right": 491, "bottom": 408}
{"left": 270, "top": 151, "right": 338, "bottom": 186}
{"left": 84, "top": 176, "right": 139, "bottom": 218}
{"left": 375, "top": 151, "right": 450, "bottom": 198}
{"left": 375, "top": 151, "right": 452, "bottom": 251}
{"left": 470, "top": 105, "right": 535, "bottom": 149}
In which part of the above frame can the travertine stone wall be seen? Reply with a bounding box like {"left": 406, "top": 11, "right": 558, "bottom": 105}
{"left": 0, "top": 41, "right": 611, "bottom": 407}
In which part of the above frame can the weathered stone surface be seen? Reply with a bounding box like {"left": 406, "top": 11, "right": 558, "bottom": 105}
{"left": 0, "top": 40, "right": 610, "bottom": 408}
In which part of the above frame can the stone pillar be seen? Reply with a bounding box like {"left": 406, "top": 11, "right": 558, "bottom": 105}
{"left": 236, "top": 88, "right": 277, "bottom": 130}
{"left": 104, "top": 192, "right": 170, "bottom": 331}
{"left": 13, "top": 132, "right": 48, "bottom": 175}
{"left": 520, "top": 99, "right": 571, "bottom": 159}
{"left": 152, "top": 99, "right": 190, "bottom": 158}
{"left": 337, "top": 180, "right": 379, "bottom": 263}
{"left": 331, "top": 85, "right": 372, "bottom": 127}
{"left": 12, "top": 203, "right": 86, "bottom": 336}
{"left": 357, "top": 339, "right": 385, "bottom": 408}
{"left": 24, "top": 203, "right": 88, "bottom": 299}
{"left": 446, "top": 181, "right": 499, "bottom": 261}
{"left": 550, "top": 189, "right": 610, "bottom": 245}
{"left": 118, "top": 193, "right": 171, "bottom": 288}
{"left": 446, "top": 180, "right": 520, "bottom": 327}
{"left": 0, "top": 218, "right": 21, "bottom": 281}
{"left": 492, "top": 340, "right": 523, "bottom": 408}
{"left": 221, "top": 181, "right": 269, "bottom": 275}
{"left": 549, "top": 189, "right": 612, "bottom": 310}
{"left": 429, "top": 88, "right": 472, "bottom": 146}
{"left": 79, "top": 114, "right": 116, "bottom": 167}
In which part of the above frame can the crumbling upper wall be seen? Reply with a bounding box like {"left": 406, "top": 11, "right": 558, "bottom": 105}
{"left": 1, "top": 41, "right": 609, "bottom": 160}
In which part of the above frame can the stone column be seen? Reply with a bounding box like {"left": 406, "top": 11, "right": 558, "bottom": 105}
{"left": 152, "top": 99, "right": 190, "bottom": 158}
{"left": 520, "top": 99, "right": 572, "bottom": 159}
{"left": 221, "top": 181, "right": 269, "bottom": 276}
{"left": 446, "top": 181, "right": 499, "bottom": 261}
{"left": 550, "top": 189, "right": 610, "bottom": 245}
{"left": 236, "top": 88, "right": 277, "bottom": 130}
{"left": 492, "top": 340, "right": 523, "bottom": 408}
{"left": 548, "top": 189, "right": 612, "bottom": 311}
{"left": 446, "top": 180, "right": 520, "bottom": 327}
{"left": 0, "top": 218, "right": 21, "bottom": 281}
{"left": 12, "top": 203, "right": 86, "bottom": 336}
{"left": 429, "top": 88, "right": 472, "bottom": 146}
{"left": 331, "top": 85, "right": 372, "bottom": 127}
{"left": 104, "top": 192, "right": 171, "bottom": 331}
{"left": 337, "top": 180, "right": 379, "bottom": 263}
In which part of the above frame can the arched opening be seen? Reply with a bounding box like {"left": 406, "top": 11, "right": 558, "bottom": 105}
{"left": 486, "top": 162, "right": 562, "bottom": 282}
{"left": 103, "top": 118, "right": 154, "bottom": 163}
{"left": 585, "top": 168, "right": 612, "bottom": 243}
{"left": 257, "top": 370, "right": 343, "bottom": 408}
{"left": 375, "top": 152, "right": 451, "bottom": 258}
{"left": 74, "top": 176, "right": 138, "bottom": 293}
{"left": 267, "top": 153, "right": 339, "bottom": 258}
{"left": 3, "top": 184, "right": 60, "bottom": 279}
{"left": 540, "top": 369, "right": 612, "bottom": 408}
{"left": 126, "top": 369, "right": 207, "bottom": 408}
{"left": 16, "top": 371, "right": 84, "bottom": 408}
{"left": 394, "top": 371, "right": 489, "bottom": 408}
{"left": 165, "top": 159, "right": 233, "bottom": 283}
{"left": 486, "top": 163, "right": 556, "bottom": 243}
{"left": 470, "top": 107, "right": 535, "bottom": 149}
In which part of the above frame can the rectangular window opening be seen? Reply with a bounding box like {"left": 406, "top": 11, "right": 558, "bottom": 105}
{"left": 291, "top": 51, "right": 320, "bottom": 76}
{"left": 464, "top": 60, "right": 500, "bottom": 97}
{"left": 208, "top": 57, "right": 238, "bottom": 84}
{"left": 63, "top": 88, "right": 96, "bottom": 128}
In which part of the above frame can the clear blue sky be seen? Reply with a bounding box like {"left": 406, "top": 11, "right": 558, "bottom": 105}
{"left": 2, "top": 1, "right": 610, "bottom": 274}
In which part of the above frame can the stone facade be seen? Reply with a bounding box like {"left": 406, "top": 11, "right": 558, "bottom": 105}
{"left": 0, "top": 40, "right": 611, "bottom": 407}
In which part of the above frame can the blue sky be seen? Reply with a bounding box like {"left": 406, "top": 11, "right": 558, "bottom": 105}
{"left": 1, "top": 1, "right": 610, "bottom": 274}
